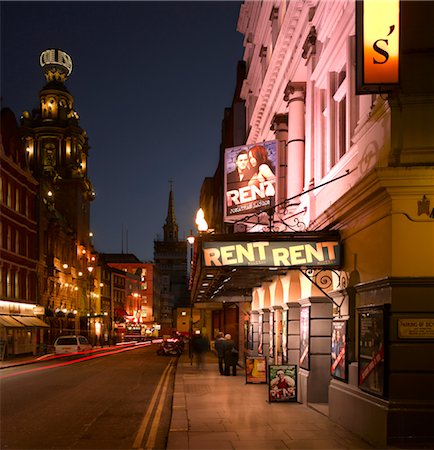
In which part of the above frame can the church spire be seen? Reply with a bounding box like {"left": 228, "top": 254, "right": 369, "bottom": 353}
{"left": 163, "top": 180, "right": 179, "bottom": 242}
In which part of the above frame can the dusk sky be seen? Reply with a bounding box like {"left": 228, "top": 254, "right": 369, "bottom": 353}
{"left": 1, "top": 1, "right": 244, "bottom": 261}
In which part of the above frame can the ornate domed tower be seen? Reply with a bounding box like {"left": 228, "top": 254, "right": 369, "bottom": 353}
{"left": 21, "top": 48, "right": 95, "bottom": 235}
{"left": 19, "top": 49, "right": 96, "bottom": 338}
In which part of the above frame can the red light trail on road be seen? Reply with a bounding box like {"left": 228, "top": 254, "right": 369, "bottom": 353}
{"left": 0, "top": 343, "right": 151, "bottom": 380}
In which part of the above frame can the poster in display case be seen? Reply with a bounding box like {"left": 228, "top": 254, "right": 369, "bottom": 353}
{"left": 268, "top": 365, "right": 297, "bottom": 402}
{"left": 245, "top": 356, "right": 267, "bottom": 384}
{"left": 282, "top": 310, "right": 288, "bottom": 364}
{"left": 269, "top": 311, "right": 274, "bottom": 358}
{"left": 331, "top": 320, "right": 347, "bottom": 381}
{"left": 358, "top": 306, "right": 388, "bottom": 397}
{"left": 248, "top": 322, "right": 254, "bottom": 351}
{"left": 299, "top": 306, "right": 310, "bottom": 370}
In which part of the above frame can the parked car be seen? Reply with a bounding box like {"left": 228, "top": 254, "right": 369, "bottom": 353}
{"left": 54, "top": 335, "right": 92, "bottom": 354}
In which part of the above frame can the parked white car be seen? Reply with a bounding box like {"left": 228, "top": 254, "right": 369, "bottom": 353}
{"left": 54, "top": 335, "right": 92, "bottom": 354}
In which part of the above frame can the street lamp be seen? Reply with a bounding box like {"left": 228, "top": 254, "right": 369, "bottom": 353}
{"left": 188, "top": 207, "right": 210, "bottom": 365}
{"left": 186, "top": 230, "right": 196, "bottom": 366}
{"left": 195, "top": 208, "right": 208, "bottom": 232}
{"left": 87, "top": 266, "right": 94, "bottom": 340}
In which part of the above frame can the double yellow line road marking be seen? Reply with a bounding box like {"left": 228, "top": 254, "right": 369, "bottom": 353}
{"left": 133, "top": 358, "right": 176, "bottom": 450}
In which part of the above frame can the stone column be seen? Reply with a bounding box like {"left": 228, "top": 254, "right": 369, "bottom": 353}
{"left": 260, "top": 309, "right": 270, "bottom": 359}
{"left": 249, "top": 311, "right": 259, "bottom": 356}
{"left": 287, "top": 303, "right": 301, "bottom": 365}
{"left": 284, "top": 82, "right": 306, "bottom": 200}
{"left": 272, "top": 306, "right": 283, "bottom": 365}
{"left": 298, "top": 296, "right": 333, "bottom": 405}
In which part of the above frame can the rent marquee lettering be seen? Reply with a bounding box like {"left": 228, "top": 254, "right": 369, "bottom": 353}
{"left": 202, "top": 241, "right": 340, "bottom": 267}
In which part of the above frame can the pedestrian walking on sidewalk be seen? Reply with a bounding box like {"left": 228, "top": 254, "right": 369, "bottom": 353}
{"left": 223, "top": 334, "right": 238, "bottom": 376}
{"left": 191, "top": 332, "right": 209, "bottom": 370}
{"left": 214, "top": 332, "right": 225, "bottom": 375}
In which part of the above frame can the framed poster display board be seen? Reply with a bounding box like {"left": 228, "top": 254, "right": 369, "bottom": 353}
{"left": 358, "top": 306, "right": 388, "bottom": 397}
{"left": 268, "top": 365, "right": 297, "bottom": 402}
{"left": 299, "top": 306, "right": 310, "bottom": 370}
{"left": 331, "top": 320, "right": 347, "bottom": 381}
{"left": 245, "top": 356, "right": 267, "bottom": 384}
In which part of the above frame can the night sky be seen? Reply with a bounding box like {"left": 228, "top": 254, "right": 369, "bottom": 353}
{"left": 1, "top": 1, "right": 244, "bottom": 261}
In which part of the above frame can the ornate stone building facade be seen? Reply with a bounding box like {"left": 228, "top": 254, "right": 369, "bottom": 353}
{"left": 191, "top": 1, "right": 434, "bottom": 446}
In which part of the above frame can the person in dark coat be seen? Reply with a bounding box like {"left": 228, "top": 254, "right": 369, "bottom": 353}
{"left": 191, "top": 332, "right": 209, "bottom": 370}
{"left": 226, "top": 150, "right": 254, "bottom": 191}
{"left": 223, "top": 333, "right": 238, "bottom": 376}
{"left": 214, "top": 332, "right": 225, "bottom": 375}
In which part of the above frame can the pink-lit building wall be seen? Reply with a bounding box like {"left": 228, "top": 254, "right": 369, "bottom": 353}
{"left": 228, "top": 1, "right": 434, "bottom": 446}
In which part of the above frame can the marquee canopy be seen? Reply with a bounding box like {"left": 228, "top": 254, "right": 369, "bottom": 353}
{"left": 189, "top": 231, "right": 341, "bottom": 304}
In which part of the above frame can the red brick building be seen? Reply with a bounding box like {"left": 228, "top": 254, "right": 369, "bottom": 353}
{"left": 0, "top": 107, "right": 46, "bottom": 357}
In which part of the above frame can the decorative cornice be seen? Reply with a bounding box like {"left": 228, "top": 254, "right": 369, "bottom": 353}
{"left": 302, "top": 26, "right": 317, "bottom": 60}
{"left": 355, "top": 277, "right": 434, "bottom": 293}
{"left": 248, "top": 0, "right": 307, "bottom": 144}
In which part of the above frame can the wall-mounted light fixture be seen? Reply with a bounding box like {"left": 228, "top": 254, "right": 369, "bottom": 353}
{"left": 195, "top": 208, "right": 208, "bottom": 232}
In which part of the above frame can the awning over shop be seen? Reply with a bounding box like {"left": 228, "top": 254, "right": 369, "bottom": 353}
{"left": 0, "top": 315, "right": 25, "bottom": 327}
{"left": 11, "top": 316, "right": 49, "bottom": 327}
{"left": 190, "top": 231, "right": 341, "bottom": 304}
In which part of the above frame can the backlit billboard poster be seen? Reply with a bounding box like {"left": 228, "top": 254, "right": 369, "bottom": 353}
{"left": 224, "top": 140, "right": 278, "bottom": 221}
{"left": 358, "top": 306, "right": 387, "bottom": 396}
{"left": 331, "top": 320, "right": 347, "bottom": 382}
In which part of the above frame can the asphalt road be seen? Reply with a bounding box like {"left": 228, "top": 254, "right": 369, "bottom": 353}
{"left": 0, "top": 344, "right": 177, "bottom": 449}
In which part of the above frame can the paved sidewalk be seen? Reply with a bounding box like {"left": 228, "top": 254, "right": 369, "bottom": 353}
{"left": 0, "top": 353, "right": 47, "bottom": 369}
{"left": 167, "top": 352, "right": 375, "bottom": 450}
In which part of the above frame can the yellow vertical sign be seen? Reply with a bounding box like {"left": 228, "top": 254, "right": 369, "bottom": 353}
{"left": 363, "top": 0, "right": 400, "bottom": 84}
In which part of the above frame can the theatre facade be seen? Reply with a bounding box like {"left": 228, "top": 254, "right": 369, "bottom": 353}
{"left": 191, "top": 0, "right": 434, "bottom": 447}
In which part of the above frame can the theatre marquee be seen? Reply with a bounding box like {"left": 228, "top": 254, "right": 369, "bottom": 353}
{"left": 190, "top": 232, "right": 342, "bottom": 303}
{"left": 202, "top": 240, "right": 340, "bottom": 268}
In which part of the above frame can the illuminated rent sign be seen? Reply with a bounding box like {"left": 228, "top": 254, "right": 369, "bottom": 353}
{"left": 356, "top": 0, "right": 400, "bottom": 93}
{"left": 202, "top": 241, "right": 340, "bottom": 268}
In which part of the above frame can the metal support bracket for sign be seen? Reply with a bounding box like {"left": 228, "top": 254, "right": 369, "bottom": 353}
{"left": 298, "top": 268, "right": 348, "bottom": 316}
{"left": 234, "top": 169, "right": 353, "bottom": 231}
{"left": 266, "top": 206, "right": 307, "bottom": 232}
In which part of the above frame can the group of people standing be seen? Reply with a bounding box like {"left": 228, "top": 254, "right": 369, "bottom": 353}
{"left": 214, "top": 332, "right": 239, "bottom": 376}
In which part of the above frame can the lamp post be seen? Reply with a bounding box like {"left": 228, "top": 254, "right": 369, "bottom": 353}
{"left": 87, "top": 266, "right": 94, "bottom": 341}
{"left": 187, "top": 230, "right": 195, "bottom": 366}
{"left": 187, "top": 208, "right": 210, "bottom": 365}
